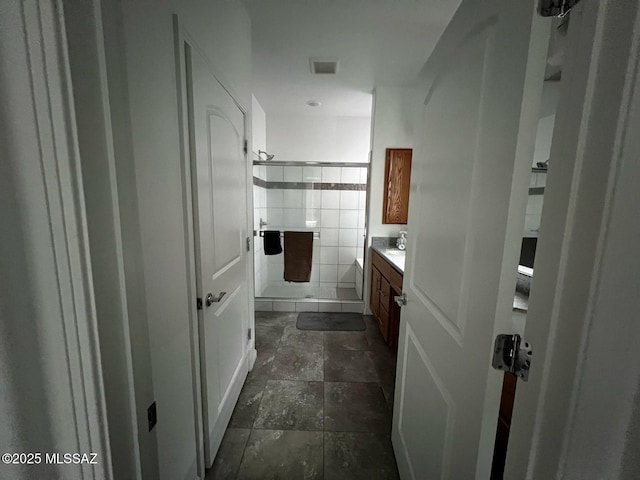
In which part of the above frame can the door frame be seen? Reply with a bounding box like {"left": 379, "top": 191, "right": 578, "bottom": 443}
{"left": 1, "top": 1, "right": 113, "bottom": 477}
{"left": 507, "top": 0, "right": 640, "bottom": 477}
{"left": 173, "top": 15, "right": 256, "bottom": 478}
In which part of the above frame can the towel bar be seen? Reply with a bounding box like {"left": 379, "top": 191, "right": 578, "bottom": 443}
{"left": 256, "top": 230, "right": 319, "bottom": 239}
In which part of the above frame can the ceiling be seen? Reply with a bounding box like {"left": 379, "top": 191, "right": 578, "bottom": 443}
{"left": 242, "top": 0, "right": 462, "bottom": 118}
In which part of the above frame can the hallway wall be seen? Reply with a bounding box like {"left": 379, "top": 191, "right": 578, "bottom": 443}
{"left": 109, "top": 1, "right": 253, "bottom": 478}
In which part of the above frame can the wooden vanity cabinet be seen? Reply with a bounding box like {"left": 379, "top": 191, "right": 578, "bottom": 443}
{"left": 369, "top": 250, "right": 403, "bottom": 347}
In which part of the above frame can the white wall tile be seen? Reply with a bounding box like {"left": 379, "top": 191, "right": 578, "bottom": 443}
{"left": 282, "top": 208, "right": 304, "bottom": 227}
{"left": 357, "top": 210, "right": 366, "bottom": 229}
{"left": 319, "top": 264, "right": 338, "bottom": 282}
{"left": 338, "top": 264, "right": 356, "bottom": 283}
{"left": 322, "top": 190, "right": 340, "bottom": 209}
{"left": 296, "top": 301, "right": 319, "bottom": 312}
{"left": 305, "top": 210, "right": 320, "bottom": 229}
{"left": 273, "top": 301, "right": 296, "bottom": 312}
{"left": 341, "top": 167, "right": 360, "bottom": 183}
{"left": 266, "top": 166, "right": 283, "bottom": 181}
{"left": 319, "top": 302, "right": 342, "bottom": 312}
{"left": 267, "top": 208, "right": 283, "bottom": 227}
{"left": 322, "top": 166, "right": 341, "bottom": 183}
{"left": 341, "top": 302, "right": 363, "bottom": 313}
{"left": 303, "top": 166, "right": 322, "bottom": 182}
{"left": 339, "top": 210, "right": 359, "bottom": 229}
{"left": 267, "top": 189, "right": 284, "bottom": 208}
{"left": 340, "top": 191, "right": 359, "bottom": 210}
{"left": 320, "top": 246, "right": 339, "bottom": 265}
{"left": 321, "top": 209, "right": 340, "bottom": 228}
{"left": 283, "top": 189, "right": 304, "bottom": 207}
{"left": 338, "top": 247, "right": 357, "bottom": 265}
{"left": 320, "top": 228, "right": 340, "bottom": 246}
{"left": 359, "top": 167, "right": 368, "bottom": 183}
{"left": 338, "top": 282, "right": 356, "bottom": 289}
{"left": 339, "top": 228, "right": 358, "bottom": 247}
{"left": 359, "top": 191, "right": 367, "bottom": 210}
{"left": 284, "top": 166, "right": 303, "bottom": 182}
{"left": 255, "top": 300, "right": 273, "bottom": 312}
{"left": 306, "top": 190, "right": 322, "bottom": 208}
{"left": 526, "top": 195, "right": 544, "bottom": 215}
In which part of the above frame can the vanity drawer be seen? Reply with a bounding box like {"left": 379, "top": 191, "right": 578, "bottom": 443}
{"left": 379, "top": 276, "right": 391, "bottom": 309}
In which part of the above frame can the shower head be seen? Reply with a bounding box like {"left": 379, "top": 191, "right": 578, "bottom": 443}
{"left": 258, "top": 150, "right": 275, "bottom": 161}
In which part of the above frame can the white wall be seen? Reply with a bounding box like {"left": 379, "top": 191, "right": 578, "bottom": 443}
{"left": 252, "top": 95, "right": 267, "bottom": 156}
{"left": 532, "top": 81, "right": 561, "bottom": 166}
{"left": 267, "top": 114, "right": 371, "bottom": 163}
{"left": 112, "top": 1, "right": 252, "bottom": 478}
{"left": 367, "top": 86, "right": 425, "bottom": 240}
{"left": 363, "top": 86, "right": 425, "bottom": 312}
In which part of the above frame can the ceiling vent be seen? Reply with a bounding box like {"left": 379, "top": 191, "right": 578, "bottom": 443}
{"left": 310, "top": 58, "right": 339, "bottom": 75}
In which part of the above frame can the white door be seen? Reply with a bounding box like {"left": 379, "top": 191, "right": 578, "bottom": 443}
{"left": 392, "top": 1, "right": 549, "bottom": 478}
{"left": 185, "top": 44, "right": 251, "bottom": 468}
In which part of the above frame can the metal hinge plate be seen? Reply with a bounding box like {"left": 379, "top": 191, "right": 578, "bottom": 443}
{"left": 248, "top": 328, "right": 252, "bottom": 340}
{"left": 492, "top": 334, "right": 533, "bottom": 381}
{"left": 243, "top": 139, "right": 248, "bottom": 155}
{"left": 246, "top": 237, "right": 251, "bottom": 252}
{"left": 196, "top": 297, "right": 203, "bottom": 310}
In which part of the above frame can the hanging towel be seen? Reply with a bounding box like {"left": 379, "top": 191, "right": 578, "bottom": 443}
{"left": 284, "top": 231, "right": 314, "bottom": 282}
{"left": 263, "top": 230, "right": 283, "bottom": 255}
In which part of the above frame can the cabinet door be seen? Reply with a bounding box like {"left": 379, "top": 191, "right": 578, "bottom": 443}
{"left": 370, "top": 266, "right": 381, "bottom": 318}
{"left": 383, "top": 148, "right": 412, "bottom": 224}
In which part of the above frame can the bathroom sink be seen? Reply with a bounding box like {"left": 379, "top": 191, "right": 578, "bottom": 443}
{"left": 384, "top": 249, "right": 405, "bottom": 256}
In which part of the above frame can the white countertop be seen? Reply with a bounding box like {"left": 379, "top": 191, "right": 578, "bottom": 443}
{"left": 372, "top": 246, "right": 405, "bottom": 274}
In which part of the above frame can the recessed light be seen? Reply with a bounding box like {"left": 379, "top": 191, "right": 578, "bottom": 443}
{"left": 306, "top": 100, "right": 322, "bottom": 107}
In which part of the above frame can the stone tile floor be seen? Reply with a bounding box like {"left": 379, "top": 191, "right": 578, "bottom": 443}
{"left": 206, "top": 312, "right": 399, "bottom": 480}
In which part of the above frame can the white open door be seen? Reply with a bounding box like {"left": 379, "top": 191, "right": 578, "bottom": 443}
{"left": 392, "top": 0, "right": 550, "bottom": 478}
{"left": 184, "top": 42, "right": 252, "bottom": 468}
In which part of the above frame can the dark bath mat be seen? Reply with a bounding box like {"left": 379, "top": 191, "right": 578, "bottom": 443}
{"left": 296, "top": 312, "right": 365, "bottom": 331}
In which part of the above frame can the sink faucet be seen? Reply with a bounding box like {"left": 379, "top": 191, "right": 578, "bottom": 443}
{"left": 396, "top": 231, "right": 407, "bottom": 250}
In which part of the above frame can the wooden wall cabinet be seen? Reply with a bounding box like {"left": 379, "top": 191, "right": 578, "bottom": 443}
{"left": 369, "top": 250, "right": 402, "bottom": 348}
{"left": 383, "top": 148, "right": 412, "bottom": 224}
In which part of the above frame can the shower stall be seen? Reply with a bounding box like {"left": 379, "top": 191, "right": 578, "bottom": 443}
{"left": 253, "top": 161, "right": 368, "bottom": 308}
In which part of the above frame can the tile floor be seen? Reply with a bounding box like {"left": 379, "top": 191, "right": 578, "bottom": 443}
{"left": 206, "top": 311, "right": 399, "bottom": 480}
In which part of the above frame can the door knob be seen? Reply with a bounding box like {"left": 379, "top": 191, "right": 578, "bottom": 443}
{"left": 205, "top": 292, "right": 226, "bottom": 307}
{"left": 394, "top": 293, "right": 407, "bottom": 307}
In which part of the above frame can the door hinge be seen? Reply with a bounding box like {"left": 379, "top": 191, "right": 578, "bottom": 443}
{"left": 394, "top": 293, "right": 407, "bottom": 307}
{"left": 246, "top": 236, "right": 251, "bottom": 252}
{"left": 196, "top": 297, "right": 203, "bottom": 310}
{"left": 492, "top": 334, "right": 533, "bottom": 381}
{"left": 248, "top": 328, "right": 252, "bottom": 340}
{"left": 243, "top": 139, "right": 248, "bottom": 155}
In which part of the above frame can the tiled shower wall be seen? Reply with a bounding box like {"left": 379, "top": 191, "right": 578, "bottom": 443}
{"left": 253, "top": 165, "right": 269, "bottom": 296}
{"left": 254, "top": 165, "right": 367, "bottom": 295}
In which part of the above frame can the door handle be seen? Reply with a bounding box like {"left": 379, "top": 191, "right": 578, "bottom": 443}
{"left": 205, "top": 292, "right": 226, "bottom": 307}
{"left": 394, "top": 293, "right": 407, "bottom": 307}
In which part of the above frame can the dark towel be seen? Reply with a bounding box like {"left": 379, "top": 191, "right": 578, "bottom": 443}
{"left": 284, "top": 231, "right": 314, "bottom": 282}
{"left": 263, "top": 230, "right": 282, "bottom": 255}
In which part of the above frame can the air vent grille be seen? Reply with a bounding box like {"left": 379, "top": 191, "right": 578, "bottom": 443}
{"left": 310, "top": 58, "right": 338, "bottom": 75}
